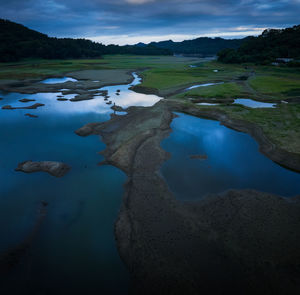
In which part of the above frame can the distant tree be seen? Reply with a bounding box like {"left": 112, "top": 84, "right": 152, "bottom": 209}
{"left": 218, "top": 25, "right": 300, "bottom": 65}
{"left": 0, "top": 19, "right": 172, "bottom": 62}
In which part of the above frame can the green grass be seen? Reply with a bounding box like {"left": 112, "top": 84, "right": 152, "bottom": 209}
{"left": 249, "top": 76, "right": 300, "bottom": 97}
{"left": 176, "top": 82, "right": 245, "bottom": 99}
{"left": 0, "top": 55, "right": 300, "bottom": 155}
{"left": 214, "top": 103, "right": 300, "bottom": 154}
{"left": 0, "top": 59, "right": 110, "bottom": 79}
{"left": 0, "top": 57, "right": 248, "bottom": 96}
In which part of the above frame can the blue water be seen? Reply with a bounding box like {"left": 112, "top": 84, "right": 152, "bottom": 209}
{"left": 161, "top": 113, "right": 300, "bottom": 200}
{"left": 186, "top": 82, "right": 224, "bottom": 91}
{"left": 41, "top": 77, "right": 78, "bottom": 84}
{"left": 234, "top": 99, "right": 276, "bottom": 108}
{"left": 0, "top": 73, "right": 161, "bottom": 294}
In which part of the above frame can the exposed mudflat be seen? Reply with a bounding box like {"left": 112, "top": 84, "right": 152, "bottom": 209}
{"left": 0, "top": 69, "right": 133, "bottom": 102}
{"left": 76, "top": 99, "right": 300, "bottom": 294}
{"left": 2, "top": 103, "right": 45, "bottom": 110}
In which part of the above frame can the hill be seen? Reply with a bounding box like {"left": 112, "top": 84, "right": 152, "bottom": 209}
{"left": 0, "top": 19, "right": 171, "bottom": 62}
{"left": 218, "top": 25, "right": 300, "bottom": 64}
{"left": 145, "top": 37, "right": 247, "bottom": 56}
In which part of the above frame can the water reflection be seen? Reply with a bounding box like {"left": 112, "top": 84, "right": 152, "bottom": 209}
{"left": 161, "top": 112, "right": 300, "bottom": 200}
{"left": 99, "top": 72, "right": 161, "bottom": 108}
{"left": 0, "top": 72, "right": 162, "bottom": 118}
{"left": 41, "top": 77, "right": 78, "bottom": 84}
{"left": 0, "top": 71, "right": 161, "bottom": 294}
{"left": 234, "top": 99, "right": 276, "bottom": 108}
{"left": 186, "top": 82, "right": 224, "bottom": 91}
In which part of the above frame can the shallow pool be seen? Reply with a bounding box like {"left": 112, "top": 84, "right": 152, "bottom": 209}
{"left": 161, "top": 113, "right": 300, "bottom": 200}
{"left": 41, "top": 77, "right": 78, "bottom": 84}
{"left": 186, "top": 82, "right": 224, "bottom": 91}
{"left": 234, "top": 98, "right": 276, "bottom": 108}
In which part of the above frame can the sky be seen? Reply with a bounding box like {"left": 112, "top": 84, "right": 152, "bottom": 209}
{"left": 0, "top": 0, "right": 299, "bottom": 45}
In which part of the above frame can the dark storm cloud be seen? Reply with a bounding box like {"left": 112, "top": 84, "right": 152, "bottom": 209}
{"left": 0, "top": 0, "right": 299, "bottom": 44}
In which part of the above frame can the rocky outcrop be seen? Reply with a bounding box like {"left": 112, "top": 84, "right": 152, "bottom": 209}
{"left": 2, "top": 103, "right": 45, "bottom": 110}
{"left": 15, "top": 161, "right": 70, "bottom": 177}
{"left": 76, "top": 100, "right": 300, "bottom": 294}
{"left": 25, "top": 113, "right": 38, "bottom": 118}
{"left": 19, "top": 98, "right": 36, "bottom": 103}
{"left": 111, "top": 105, "right": 126, "bottom": 112}
{"left": 69, "top": 90, "right": 107, "bottom": 102}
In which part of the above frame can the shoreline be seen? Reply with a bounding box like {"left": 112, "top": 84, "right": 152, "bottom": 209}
{"left": 164, "top": 99, "right": 300, "bottom": 173}
{"left": 75, "top": 99, "right": 300, "bottom": 294}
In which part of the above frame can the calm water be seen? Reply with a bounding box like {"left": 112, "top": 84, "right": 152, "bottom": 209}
{"left": 0, "top": 73, "right": 161, "bottom": 294}
{"left": 234, "top": 99, "right": 276, "bottom": 108}
{"left": 186, "top": 82, "right": 224, "bottom": 91}
{"left": 41, "top": 77, "right": 78, "bottom": 84}
{"left": 161, "top": 113, "right": 300, "bottom": 200}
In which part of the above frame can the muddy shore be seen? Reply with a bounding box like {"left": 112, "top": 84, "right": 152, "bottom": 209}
{"left": 76, "top": 100, "right": 300, "bottom": 294}
{"left": 0, "top": 69, "right": 134, "bottom": 102}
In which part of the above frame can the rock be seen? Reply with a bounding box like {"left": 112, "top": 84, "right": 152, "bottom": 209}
{"left": 25, "top": 113, "right": 38, "bottom": 118}
{"left": 2, "top": 103, "right": 45, "bottom": 110}
{"left": 106, "top": 101, "right": 112, "bottom": 105}
{"left": 190, "top": 154, "right": 208, "bottom": 160}
{"left": 19, "top": 98, "right": 36, "bottom": 103}
{"left": 15, "top": 161, "right": 70, "bottom": 177}
{"left": 111, "top": 105, "right": 125, "bottom": 112}
{"left": 0, "top": 97, "right": 3, "bottom": 100}
{"left": 117, "top": 89, "right": 121, "bottom": 92}
{"left": 57, "top": 98, "right": 69, "bottom": 101}
{"left": 116, "top": 93, "right": 120, "bottom": 96}
{"left": 1, "top": 105, "right": 13, "bottom": 110}
{"left": 41, "top": 201, "right": 48, "bottom": 207}
{"left": 104, "top": 98, "right": 108, "bottom": 101}
{"left": 70, "top": 94, "right": 94, "bottom": 101}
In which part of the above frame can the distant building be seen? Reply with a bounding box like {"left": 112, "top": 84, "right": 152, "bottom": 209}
{"left": 272, "top": 58, "right": 294, "bottom": 66}
{"left": 276, "top": 58, "right": 294, "bottom": 63}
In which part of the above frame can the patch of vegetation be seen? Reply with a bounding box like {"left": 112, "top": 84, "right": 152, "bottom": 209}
{"left": 218, "top": 25, "right": 300, "bottom": 65}
{"left": 249, "top": 76, "right": 300, "bottom": 97}
{"left": 215, "top": 103, "right": 300, "bottom": 154}
{"left": 177, "top": 82, "right": 244, "bottom": 99}
{"left": 147, "top": 37, "right": 245, "bottom": 56}
{"left": 0, "top": 55, "right": 299, "bottom": 157}
{"left": 0, "top": 19, "right": 171, "bottom": 62}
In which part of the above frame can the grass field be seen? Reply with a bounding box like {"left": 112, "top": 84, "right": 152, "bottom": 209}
{"left": 177, "top": 82, "right": 245, "bottom": 99}
{"left": 1, "top": 56, "right": 299, "bottom": 100}
{"left": 214, "top": 103, "right": 300, "bottom": 154}
{"left": 0, "top": 55, "right": 299, "bottom": 154}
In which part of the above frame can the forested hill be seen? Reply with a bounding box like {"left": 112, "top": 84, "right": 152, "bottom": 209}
{"left": 218, "top": 25, "right": 300, "bottom": 64}
{"left": 143, "top": 37, "right": 247, "bottom": 56}
{"left": 0, "top": 19, "right": 172, "bottom": 62}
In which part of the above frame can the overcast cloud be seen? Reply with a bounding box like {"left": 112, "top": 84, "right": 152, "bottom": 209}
{"left": 0, "top": 0, "right": 299, "bottom": 44}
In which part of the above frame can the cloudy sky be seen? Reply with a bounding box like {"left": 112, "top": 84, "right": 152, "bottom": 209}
{"left": 1, "top": 0, "right": 299, "bottom": 45}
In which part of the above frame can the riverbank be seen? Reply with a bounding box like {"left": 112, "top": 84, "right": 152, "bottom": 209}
{"left": 76, "top": 99, "right": 300, "bottom": 294}
{"left": 1, "top": 56, "right": 300, "bottom": 293}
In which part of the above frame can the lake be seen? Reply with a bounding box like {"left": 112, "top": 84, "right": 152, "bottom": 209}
{"left": 0, "top": 73, "right": 160, "bottom": 294}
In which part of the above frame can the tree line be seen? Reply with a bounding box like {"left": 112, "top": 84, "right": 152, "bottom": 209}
{"left": 0, "top": 19, "right": 171, "bottom": 62}
{"left": 217, "top": 25, "right": 300, "bottom": 65}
